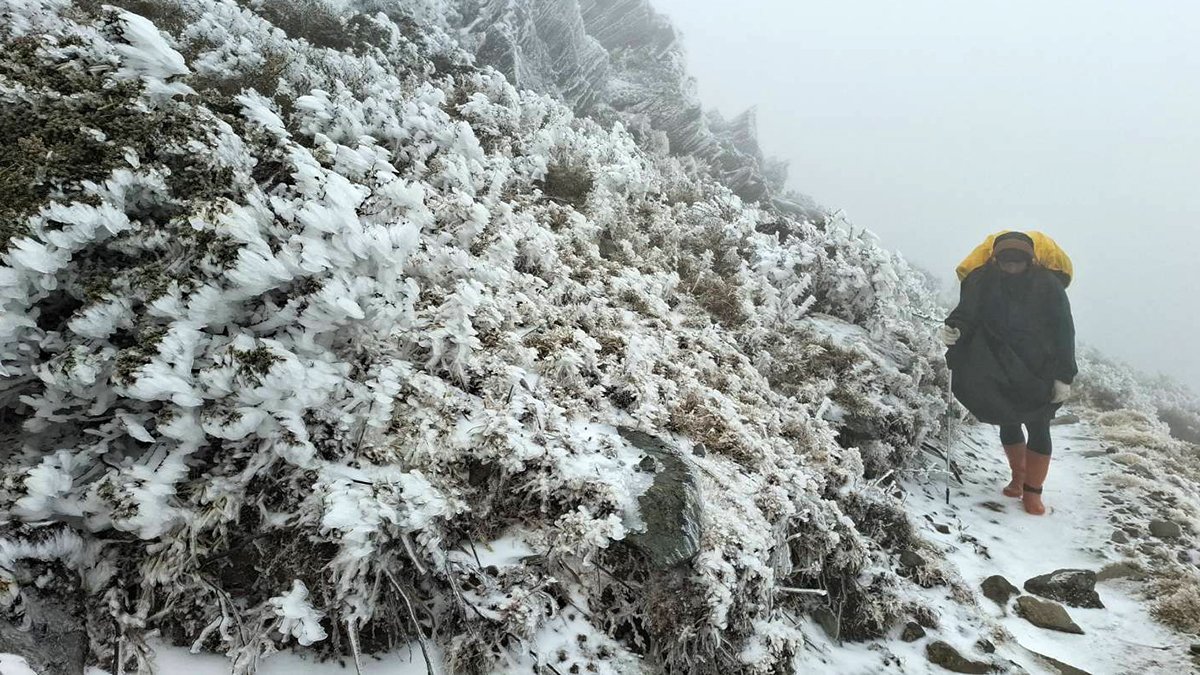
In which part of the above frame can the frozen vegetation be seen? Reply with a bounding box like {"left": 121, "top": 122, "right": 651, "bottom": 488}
{"left": 0, "top": 0, "right": 1196, "bottom": 673}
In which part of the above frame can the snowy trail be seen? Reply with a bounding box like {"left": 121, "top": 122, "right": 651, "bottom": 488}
{"left": 900, "top": 418, "right": 1194, "bottom": 674}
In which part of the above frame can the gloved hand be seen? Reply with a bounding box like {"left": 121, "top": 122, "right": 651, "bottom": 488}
{"left": 938, "top": 324, "right": 961, "bottom": 346}
{"left": 1051, "top": 380, "right": 1071, "bottom": 403}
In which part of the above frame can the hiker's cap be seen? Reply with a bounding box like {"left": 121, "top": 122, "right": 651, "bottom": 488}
{"left": 992, "top": 231, "right": 1035, "bottom": 261}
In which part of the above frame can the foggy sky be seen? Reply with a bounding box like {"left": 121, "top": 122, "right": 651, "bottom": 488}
{"left": 650, "top": 0, "right": 1200, "bottom": 392}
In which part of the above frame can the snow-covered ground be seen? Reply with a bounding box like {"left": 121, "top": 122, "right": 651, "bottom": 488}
{"left": 795, "top": 416, "right": 1198, "bottom": 674}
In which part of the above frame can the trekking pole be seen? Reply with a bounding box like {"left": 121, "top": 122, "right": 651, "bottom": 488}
{"left": 945, "top": 368, "right": 953, "bottom": 505}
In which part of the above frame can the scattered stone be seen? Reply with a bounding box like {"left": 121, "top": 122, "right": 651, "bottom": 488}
{"left": 900, "top": 549, "right": 926, "bottom": 568}
{"left": 1050, "top": 414, "right": 1081, "bottom": 426}
{"left": 901, "top": 621, "right": 926, "bottom": 642}
{"left": 975, "top": 638, "right": 996, "bottom": 654}
{"left": 1102, "top": 495, "right": 1123, "bottom": 505}
{"left": 1150, "top": 519, "right": 1183, "bottom": 539}
{"left": 935, "top": 523, "right": 952, "bottom": 535}
{"left": 980, "top": 501, "right": 1006, "bottom": 513}
{"left": 981, "top": 575, "right": 1020, "bottom": 607}
{"left": 1190, "top": 643, "right": 1200, "bottom": 656}
{"left": 1106, "top": 446, "right": 1118, "bottom": 454}
{"left": 1111, "top": 530, "right": 1130, "bottom": 544}
{"left": 1178, "top": 550, "right": 1192, "bottom": 564}
{"left": 1024, "top": 569, "right": 1104, "bottom": 609}
{"left": 1015, "top": 595, "right": 1084, "bottom": 634}
{"left": 926, "top": 641, "right": 992, "bottom": 674}
{"left": 1097, "top": 561, "right": 1147, "bottom": 582}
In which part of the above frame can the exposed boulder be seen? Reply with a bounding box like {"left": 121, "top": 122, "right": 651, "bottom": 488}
{"left": 1015, "top": 596, "right": 1084, "bottom": 634}
{"left": 618, "top": 428, "right": 703, "bottom": 568}
{"left": 925, "top": 641, "right": 993, "bottom": 674}
{"left": 1023, "top": 569, "right": 1104, "bottom": 609}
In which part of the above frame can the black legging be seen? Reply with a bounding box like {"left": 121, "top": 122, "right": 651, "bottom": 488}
{"left": 1000, "top": 420, "right": 1052, "bottom": 456}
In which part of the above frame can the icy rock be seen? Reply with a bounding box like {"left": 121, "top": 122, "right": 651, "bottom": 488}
{"left": 980, "top": 574, "right": 1019, "bottom": 606}
{"left": 618, "top": 428, "right": 702, "bottom": 568}
{"left": 1015, "top": 596, "right": 1084, "bottom": 634}
{"left": 925, "top": 641, "right": 992, "bottom": 674}
{"left": 899, "top": 549, "right": 926, "bottom": 568}
{"left": 0, "top": 588, "right": 87, "bottom": 675}
{"left": 900, "top": 621, "right": 926, "bottom": 642}
{"left": 1023, "top": 569, "right": 1104, "bottom": 609}
{"left": 1110, "top": 529, "right": 1130, "bottom": 544}
{"left": 1149, "top": 519, "right": 1183, "bottom": 539}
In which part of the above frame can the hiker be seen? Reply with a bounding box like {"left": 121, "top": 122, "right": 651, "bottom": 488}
{"left": 939, "top": 231, "right": 1077, "bottom": 515}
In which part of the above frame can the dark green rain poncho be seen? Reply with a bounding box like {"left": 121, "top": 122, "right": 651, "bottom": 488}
{"left": 945, "top": 262, "right": 1078, "bottom": 425}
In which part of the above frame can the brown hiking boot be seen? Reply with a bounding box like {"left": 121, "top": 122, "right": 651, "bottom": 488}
{"left": 1002, "top": 443, "right": 1026, "bottom": 498}
{"left": 1022, "top": 450, "right": 1051, "bottom": 515}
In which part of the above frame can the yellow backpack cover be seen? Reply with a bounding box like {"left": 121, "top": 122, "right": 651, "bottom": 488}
{"left": 956, "top": 230, "right": 1073, "bottom": 287}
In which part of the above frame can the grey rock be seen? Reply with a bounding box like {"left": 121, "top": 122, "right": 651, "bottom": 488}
{"left": 1190, "top": 643, "right": 1200, "bottom": 656}
{"left": 1110, "top": 529, "right": 1129, "bottom": 544}
{"left": 619, "top": 428, "right": 702, "bottom": 568}
{"left": 925, "top": 641, "right": 993, "bottom": 674}
{"left": 899, "top": 549, "right": 926, "bottom": 568}
{"left": 975, "top": 638, "right": 995, "bottom": 654}
{"left": 1150, "top": 519, "right": 1183, "bottom": 539}
{"left": 981, "top": 574, "right": 1020, "bottom": 606}
{"left": 1024, "top": 569, "right": 1104, "bottom": 609}
{"left": 1096, "top": 561, "right": 1147, "bottom": 582}
{"left": 0, "top": 588, "right": 87, "bottom": 675}
{"left": 935, "top": 523, "right": 952, "bottom": 535}
{"left": 1106, "top": 446, "right": 1119, "bottom": 454}
{"left": 901, "top": 621, "right": 926, "bottom": 642}
{"left": 1015, "top": 595, "right": 1085, "bottom": 634}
